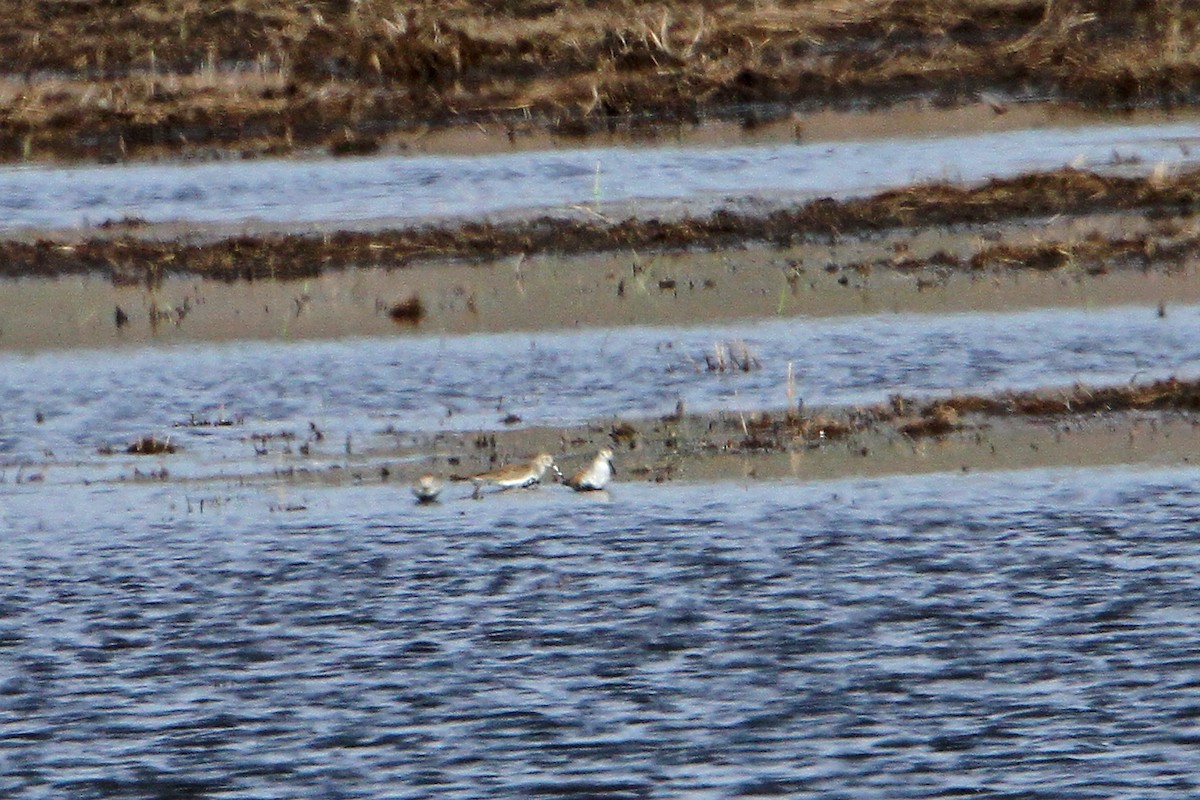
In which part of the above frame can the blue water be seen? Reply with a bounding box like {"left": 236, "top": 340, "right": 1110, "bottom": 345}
{"left": 0, "top": 119, "right": 1198, "bottom": 230}
{"left": 2, "top": 467, "right": 1199, "bottom": 798}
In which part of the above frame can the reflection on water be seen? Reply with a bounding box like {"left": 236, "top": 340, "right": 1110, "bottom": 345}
{"left": 0, "top": 304, "right": 1196, "bottom": 476}
{"left": 0, "top": 120, "right": 1198, "bottom": 230}
{"left": 2, "top": 467, "right": 1199, "bottom": 797}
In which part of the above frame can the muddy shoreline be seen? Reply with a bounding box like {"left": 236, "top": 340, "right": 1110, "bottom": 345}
{"left": 2, "top": 0, "right": 1198, "bottom": 163}
{"left": 67, "top": 377, "right": 1200, "bottom": 496}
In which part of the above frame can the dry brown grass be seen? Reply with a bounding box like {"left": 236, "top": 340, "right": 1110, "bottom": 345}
{"left": 0, "top": 0, "right": 1197, "bottom": 160}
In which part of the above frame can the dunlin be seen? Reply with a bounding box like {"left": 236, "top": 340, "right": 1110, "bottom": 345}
{"left": 412, "top": 473, "right": 444, "bottom": 504}
{"left": 565, "top": 447, "right": 615, "bottom": 491}
{"left": 472, "top": 453, "right": 558, "bottom": 497}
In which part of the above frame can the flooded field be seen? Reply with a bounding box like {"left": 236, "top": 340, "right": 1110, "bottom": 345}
{"left": 4, "top": 29, "right": 1200, "bottom": 791}
{"left": 8, "top": 2, "right": 1200, "bottom": 792}
{"left": 4, "top": 468, "right": 1200, "bottom": 798}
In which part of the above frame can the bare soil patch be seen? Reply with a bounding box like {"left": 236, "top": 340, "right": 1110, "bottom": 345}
{"left": 2, "top": 0, "right": 1198, "bottom": 162}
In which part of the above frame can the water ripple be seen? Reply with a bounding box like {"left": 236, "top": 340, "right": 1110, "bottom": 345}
{"left": 2, "top": 468, "right": 1200, "bottom": 796}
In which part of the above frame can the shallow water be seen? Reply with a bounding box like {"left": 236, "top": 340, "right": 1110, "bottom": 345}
{"left": 0, "top": 303, "right": 1194, "bottom": 480}
{"left": 1, "top": 119, "right": 1199, "bottom": 230}
{"left": 3, "top": 466, "right": 1200, "bottom": 798}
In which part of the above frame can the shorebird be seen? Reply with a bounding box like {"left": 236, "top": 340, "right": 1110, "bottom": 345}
{"left": 472, "top": 453, "right": 558, "bottom": 497}
{"left": 565, "top": 447, "right": 615, "bottom": 491}
{"left": 412, "top": 474, "right": 444, "bottom": 504}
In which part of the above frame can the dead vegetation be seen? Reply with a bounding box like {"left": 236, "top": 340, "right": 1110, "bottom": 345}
{"left": 3, "top": 166, "right": 1199, "bottom": 283}
{"left": 124, "top": 435, "right": 177, "bottom": 455}
{"left": 937, "top": 376, "right": 1200, "bottom": 417}
{"left": 862, "top": 226, "right": 1200, "bottom": 278}
{"left": 703, "top": 340, "right": 760, "bottom": 372}
{"left": 708, "top": 376, "right": 1200, "bottom": 454}
{"left": 1, "top": 0, "right": 1198, "bottom": 161}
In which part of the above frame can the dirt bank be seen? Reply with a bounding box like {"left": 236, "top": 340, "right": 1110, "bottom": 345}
{"left": 2, "top": 0, "right": 1198, "bottom": 162}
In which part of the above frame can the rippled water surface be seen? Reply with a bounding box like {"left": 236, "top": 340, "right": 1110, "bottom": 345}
{"left": 1, "top": 119, "right": 1199, "bottom": 230}
{"left": 1, "top": 304, "right": 1195, "bottom": 478}
{"left": 3, "top": 467, "right": 1200, "bottom": 798}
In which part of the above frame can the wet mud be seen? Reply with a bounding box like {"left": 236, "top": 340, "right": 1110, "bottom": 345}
{"left": 1, "top": 0, "right": 1197, "bottom": 162}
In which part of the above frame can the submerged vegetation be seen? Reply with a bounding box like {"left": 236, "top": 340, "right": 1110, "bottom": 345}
{"left": 0, "top": 0, "right": 1198, "bottom": 161}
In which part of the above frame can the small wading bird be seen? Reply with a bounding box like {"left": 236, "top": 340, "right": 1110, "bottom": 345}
{"left": 412, "top": 474, "right": 444, "bottom": 504}
{"left": 565, "top": 447, "right": 616, "bottom": 491}
{"left": 472, "top": 453, "right": 558, "bottom": 498}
